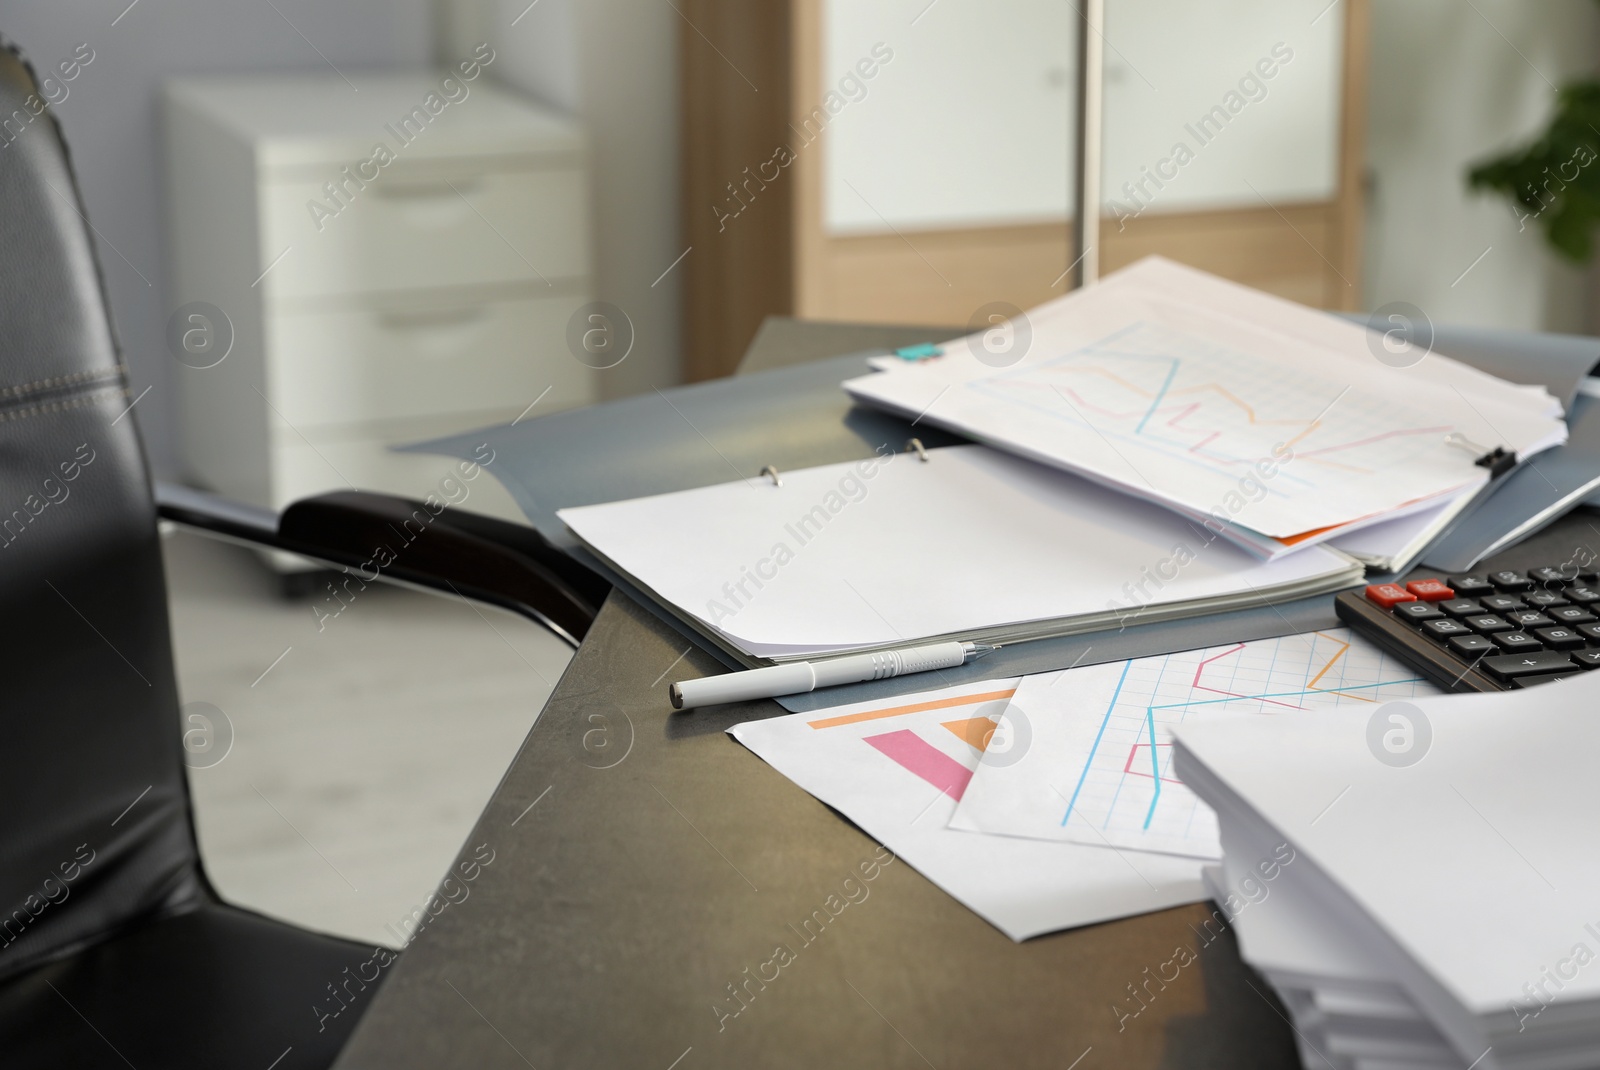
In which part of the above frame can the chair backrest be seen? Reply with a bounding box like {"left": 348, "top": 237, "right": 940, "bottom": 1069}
{"left": 0, "top": 37, "right": 202, "bottom": 983}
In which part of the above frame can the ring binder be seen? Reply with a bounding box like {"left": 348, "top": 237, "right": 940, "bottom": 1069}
{"left": 760, "top": 465, "right": 782, "bottom": 487}
{"left": 905, "top": 438, "right": 929, "bottom": 462}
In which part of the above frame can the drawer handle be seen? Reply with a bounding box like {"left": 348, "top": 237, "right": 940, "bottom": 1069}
{"left": 370, "top": 178, "right": 482, "bottom": 200}
{"left": 376, "top": 307, "right": 490, "bottom": 330}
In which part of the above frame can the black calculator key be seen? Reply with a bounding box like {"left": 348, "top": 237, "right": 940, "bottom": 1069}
{"left": 1483, "top": 649, "right": 1573, "bottom": 679}
{"left": 1579, "top": 566, "right": 1600, "bottom": 582}
{"left": 1571, "top": 650, "right": 1600, "bottom": 669}
{"left": 1465, "top": 615, "right": 1513, "bottom": 634}
{"left": 1421, "top": 619, "right": 1471, "bottom": 640}
{"left": 1565, "top": 587, "right": 1600, "bottom": 604}
{"left": 1512, "top": 672, "right": 1582, "bottom": 688}
{"left": 1526, "top": 591, "right": 1569, "bottom": 608}
{"left": 1480, "top": 595, "right": 1526, "bottom": 613}
{"left": 1535, "top": 626, "right": 1586, "bottom": 650}
{"left": 1438, "top": 599, "right": 1482, "bottom": 617}
{"left": 1506, "top": 611, "right": 1554, "bottom": 630}
{"left": 1549, "top": 605, "right": 1598, "bottom": 625}
{"left": 1449, "top": 575, "right": 1495, "bottom": 596}
{"left": 1491, "top": 632, "right": 1544, "bottom": 653}
{"left": 1580, "top": 623, "right": 1600, "bottom": 642}
{"left": 1447, "top": 634, "right": 1496, "bottom": 658}
{"left": 1394, "top": 602, "right": 1444, "bottom": 624}
{"left": 1491, "top": 570, "right": 1534, "bottom": 591}
{"left": 1528, "top": 567, "right": 1576, "bottom": 587}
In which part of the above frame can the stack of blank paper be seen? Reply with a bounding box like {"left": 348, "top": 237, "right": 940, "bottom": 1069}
{"left": 1174, "top": 672, "right": 1600, "bottom": 1070}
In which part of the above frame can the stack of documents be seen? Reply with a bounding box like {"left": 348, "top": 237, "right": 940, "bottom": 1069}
{"left": 1173, "top": 673, "right": 1600, "bottom": 1070}
{"left": 559, "top": 444, "right": 1362, "bottom": 667}
{"left": 730, "top": 627, "right": 1438, "bottom": 941}
{"left": 730, "top": 679, "right": 1208, "bottom": 940}
{"left": 845, "top": 257, "right": 1567, "bottom": 565}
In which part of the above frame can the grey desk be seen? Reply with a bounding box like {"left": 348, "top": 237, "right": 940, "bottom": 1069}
{"left": 338, "top": 582, "right": 1309, "bottom": 1070}
{"left": 336, "top": 320, "right": 1600, "bottom": 1070}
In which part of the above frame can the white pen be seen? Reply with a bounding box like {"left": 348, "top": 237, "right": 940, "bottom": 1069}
{"left": 668, "top": 640, "right": 997, "bottom": 710}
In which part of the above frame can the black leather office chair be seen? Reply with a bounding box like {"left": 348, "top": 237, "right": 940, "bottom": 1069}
{"left": 0, "top": 39, "right": 605, "bottom": 1068}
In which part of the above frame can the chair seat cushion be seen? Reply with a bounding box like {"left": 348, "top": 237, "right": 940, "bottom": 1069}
{"left": 0, "top": 902, "right": 392, "bottom": 1069}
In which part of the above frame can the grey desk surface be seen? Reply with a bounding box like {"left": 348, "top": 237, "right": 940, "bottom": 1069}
{"left": 335, "top": 580, "right": 1311, "bottom": 1070}
{"left": 336, "top": 518, "right": 1600, "bottom": 1070}
{"left": 339, "top": 318, "right": 1600, "bottom": 1070}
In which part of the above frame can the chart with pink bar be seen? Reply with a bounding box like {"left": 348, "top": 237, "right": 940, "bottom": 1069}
{"left": 729, "top": 678, "right": 1207, "bottom": 940}
{"left": 862, "top": 730, "right": 976, "bottom": 800}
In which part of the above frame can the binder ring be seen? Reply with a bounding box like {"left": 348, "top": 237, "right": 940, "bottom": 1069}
{"left": 905, "top": 438, "right": 929, "bottom": 462}
{"left": 760, "top": 465, "right": 782, "bottom": 487}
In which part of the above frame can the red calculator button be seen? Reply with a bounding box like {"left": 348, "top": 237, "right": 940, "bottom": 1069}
{"left": 1405, "top": 579, "right": 1455, "bottom": 602}
{"left": 1365, "top": 584, "right": 1417, "bottom": 608}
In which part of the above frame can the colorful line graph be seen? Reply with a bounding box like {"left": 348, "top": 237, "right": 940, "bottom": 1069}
{"left": 1060, "top": 632, "right": 1421, "bottom": 835}
{"left": 968, "top": 322, "right": 1454, "bottom": 486}
{"left": 949, "top": 629, "right": 1440, "bottom": 860}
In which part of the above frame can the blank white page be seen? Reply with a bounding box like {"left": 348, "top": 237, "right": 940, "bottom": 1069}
{"left": 558, "top": 444, "right": 1357, "bottom": 658}
{"left": 1175, "top": 670, "right": 1600, "bottom": 1019}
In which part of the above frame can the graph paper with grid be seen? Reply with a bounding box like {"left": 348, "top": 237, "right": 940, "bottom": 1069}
{"left": 949, "top": 629, "right": 1440, "bottom": 859}
{"left": 843, "top": 257, "right": 1566, "bottom": 543}
{"left": 969, "top": 321, "right": 1452, "bottom": 491}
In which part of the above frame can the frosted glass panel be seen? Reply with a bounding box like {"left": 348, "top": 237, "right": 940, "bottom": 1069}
{"left": 823, "top": 0, "right": 1342, "bottom": 235}
{"left": 823, "top": 0, "right": 1072, "bottom": 234}
{"left": 1102, "top": 0, "right": 1343, "bottom": 219}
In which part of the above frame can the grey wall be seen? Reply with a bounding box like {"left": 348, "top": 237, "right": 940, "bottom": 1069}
{"left": 0, "top": 0, "right": 434, "bottom": 478}
{"left": 1364, "top": 0, "right": 1600, "bottom": 335}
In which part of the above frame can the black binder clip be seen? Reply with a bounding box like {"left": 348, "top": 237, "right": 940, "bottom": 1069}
{"left": 1474, "top": 446, "right": 1516, "bottom": 477}
{"left": 1445, "top": 433, "right": 1516, "bottom": 477}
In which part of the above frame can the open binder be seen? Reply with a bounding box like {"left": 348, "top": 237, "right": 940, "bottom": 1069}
{"left": 558, "top": 444, "right": 1364, "bottom": 668}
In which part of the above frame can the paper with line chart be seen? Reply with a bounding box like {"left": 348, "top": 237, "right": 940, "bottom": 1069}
{"left": 844, "top": 256, "right": 1565, "bottom": 545}
{"left": 948, "top": 629, "right": 1440, "bottom": 860}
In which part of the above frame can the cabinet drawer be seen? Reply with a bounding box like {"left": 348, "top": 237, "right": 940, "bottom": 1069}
{"left": 266, "top": 294, "right": 597, "bottom": 429}
{"left": 259, "top": 166, "right": 590, "bottom": 299}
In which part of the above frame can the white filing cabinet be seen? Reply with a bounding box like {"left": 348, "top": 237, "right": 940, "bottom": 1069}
{"left": 162, "top": 73, "right": 595, "bottom": 550}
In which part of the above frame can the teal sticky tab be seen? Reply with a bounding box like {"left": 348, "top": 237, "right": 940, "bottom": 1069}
{"left": 894, "top": 343, "right": 943, "bottom": 361}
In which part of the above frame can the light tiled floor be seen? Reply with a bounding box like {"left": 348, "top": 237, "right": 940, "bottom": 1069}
{"left": 162, "top": 527, "right": 573, "bottom": 949}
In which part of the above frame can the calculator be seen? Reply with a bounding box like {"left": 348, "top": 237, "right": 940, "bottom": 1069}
{"left": 1334, "top": 564, "right": 1600, "bottom": 691}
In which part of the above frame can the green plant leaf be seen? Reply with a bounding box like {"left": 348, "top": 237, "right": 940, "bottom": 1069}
{"left": 1466, "top": 79, "right": 1600, "bottom": 262}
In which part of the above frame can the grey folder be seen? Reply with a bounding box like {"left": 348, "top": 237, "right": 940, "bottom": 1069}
{"left": 406, "top": 320, "right": 1599, "bottom": 711}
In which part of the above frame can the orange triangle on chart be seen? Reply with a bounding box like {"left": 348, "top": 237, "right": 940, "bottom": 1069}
{"left": 941, "top": 715, "right": 997, "bottom": 752}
